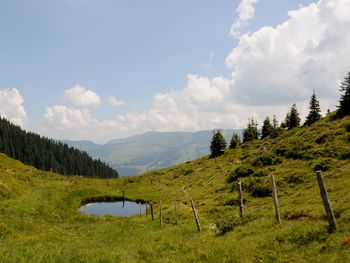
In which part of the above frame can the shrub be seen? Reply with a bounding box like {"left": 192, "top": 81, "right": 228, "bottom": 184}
{"left": 315, "top": 133, "right": 334, "bottom": 144}
{"left": 224, "top": 198, "right": 246, "bottom": 206}
{"left": 284, "top": 210, "right": 310, "bottom": 220}
{"left": 344, "top": 122, "right": 350, "bottom": 132}
{"left": 284, "top": 174, "right": 304, "bottom": 185}
{"left": 244, "top": 177, "right": 272, "bottom": 197}
{"left": 214, "top": 214, "right": 257, "bottom": 235}
{"left": 227, "top": 166, "right": 255, "bottom": 182}
{"left": 253, "top": 155, "right": 283, "bottom": 167}
{"left": 227, "top": 166, "right": 267, "bottom": 182}
{"left": 313, "top": 158, "right": 334, "bottom": 172}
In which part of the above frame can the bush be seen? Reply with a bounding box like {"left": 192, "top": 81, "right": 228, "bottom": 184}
{"left": 244, "top": 177, "right": 272, "bottom": 197}
{"left": 275, "top": 139, "right": 313, "bottom": 160}
{"left": 253, "top": 155, "right": 283, "bottom": 167}
{"left": 344, "top": 122, "right": 350, "bottom": 132}
{"left": 315, "top": 133, "right": 334, "bottom": 144}
{"left": 223, "top": 198, "right": 246, "bottom": 206}
{"left": 313, "top": 158, "right": 334, "bottom": 172}
{"left": 214, "top": 214, "right": 257, "bottom": 235}
{"left": 227, "top": 166, "right": 267, "bottom": 182}
{"left": 284, "top": 210, "right": 310, "bottom": 220}
{"left": 284, "top": 174, "right": 304, "bottom": 185}
{"left": 227, "top": 166, "right": 255, "bottom": 182}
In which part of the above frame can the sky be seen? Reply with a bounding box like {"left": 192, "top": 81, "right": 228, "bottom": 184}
{"left": 1, "top": 0, "right": 349, "bottom": 143}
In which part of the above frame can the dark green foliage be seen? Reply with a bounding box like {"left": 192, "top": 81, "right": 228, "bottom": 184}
{"left": 284, "top": 104, "right": 300, "bottom": 129}
{"left": 344, "top": 122, "right": 350, "bottom": 132}
{"left": 210, "top": 130, "right": 227, "bottom": 158}
{"left": 244, "top": 177, "right": 272, "bottom": 197}
{"left": 271, "top": 115, "right": 282, "bottom": 138}
{"left": 305, "top": 90, "right": 322, "bottom": 126}
{"left": 313, "top": 158, "right": 334, "bottom": 172}
{"left": 0, "top": 117, "right": 118, "bottom": 178}
{"left": 229, "top": 133, "right": 240, "bottom": 149}
{"left": 283, "top": 174, "right": 304, "bottom": 185}
{"left": 284, "top": 210, "right": 310, "bottom": 220}
{"left": 315, "top": 132, "right": 334, "bottom": 144}
{"left": 227, "top": 165, "right": 267, "bottom": 182}
{"left": 275, "top": 137, "right": 313, "bottom": 160}
{"left": 253, "top": 155, "right": 282, "bottom": 167}
{"left": 261, "top": 117, "right": 273, "bottom": 139}
{"left": 243, "top": 118, "right": 259, "bottom": 142}
{"left": 337, "top": 70, "right": 350, "bottom": 117}
{"left": 214, "top": 214, "right": 257, "bottom": 235}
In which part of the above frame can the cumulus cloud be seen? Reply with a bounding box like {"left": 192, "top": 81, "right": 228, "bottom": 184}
{"left": 64, "top": 84, "right": 100, "bottom": 107}
{"left": 44, "top": 105, "right": 91, "bottom": 129}
{"left": 231, "top": 0, "right": 259, "bottom": 38}
{"left": 41, "top": 0, "right": 350, "bottom": 142}
{"left": 226, "top": 0, "right": 350, "bottom": 107}
{"left": 108, "top": 96, "right": 125, "bottom": 107}
{"left": 0, "top": 88, "right": 27, "bottom": 126}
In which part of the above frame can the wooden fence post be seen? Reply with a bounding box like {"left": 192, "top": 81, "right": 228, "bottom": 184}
{"left": 237, "top": 179, "right": 244, "bottom": 217}
{"left": 150, "top": 203, "right": 154, "bottom": 221}
{"left": 190, "top": 198, "right": 201, "bottom": 232}
{"left": 159, "top": 200, "right": 163, "bottom": 227}
{"left": 316, "top": 171, "right": 337, "bottom": 232}
{"left": 271, "top": 175, "right": 281, "bottom": 224}
{"left": 145, "top": 203, "right": 148, "bottom": 217}
{"left": 122, "top": 190, "right": 125, "bottom": 208}
{"left": 139, "top": 203, "right": 142, "bottom": 216}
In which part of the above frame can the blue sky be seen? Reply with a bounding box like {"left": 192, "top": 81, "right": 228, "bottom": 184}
{"left": 0, "top": 0, "right": 348, "bottom": 143}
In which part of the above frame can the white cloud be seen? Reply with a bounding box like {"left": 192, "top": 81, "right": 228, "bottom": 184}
{"left": 231, "top": 0, "right": 259, "bottom": 38}
{"left": 0, "top": 88, "right": 27, "bottom": 126}
{"left": 40, "top": 0, "right": 350, "bottom": 142}
{"left": 226, "top": 0, "right": 350, "bottom": 106}
{"left": 64, "top": 84, "right": 100, "bottom": 107}
{"left": 108, "top": 96, "right": 125, "bottom": 107}
{"left": 44, "top": 105, "right": 90, "bottom": 129}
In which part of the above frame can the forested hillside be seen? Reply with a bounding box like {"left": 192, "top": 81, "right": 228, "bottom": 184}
{"left": 0, "top": 117, "right": 118, "bottom": 178}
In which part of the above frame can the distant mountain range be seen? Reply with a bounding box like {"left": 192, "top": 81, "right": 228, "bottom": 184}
{"left": 63, "top": 130, "right": 241, "bottom": 176}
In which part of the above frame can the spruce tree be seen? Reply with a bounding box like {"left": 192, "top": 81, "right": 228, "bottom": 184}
{"left": 210, "top": 130, "right": 227, "bottom": 158}
{"left": 305, "top": 90, "right": 321, "bottom": 126}
{"left": 229, "top": 132, "right": 240, "bottom": 149}
{"left": 337, "top": 70, "right": 350, "bottom": 117}
{"left": 271, "top": 115, "right": 279, "bottom": 138}
{"left": 284, "top": 104, "right": 300, "bottom": 129}
{"left": 261, "top": 117, "right": 273, "bottom": 139}
{"left": 243, "top": 118, "right": 259, "bottom": 142}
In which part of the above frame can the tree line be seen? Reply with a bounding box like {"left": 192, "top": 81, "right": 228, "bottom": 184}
{"left": 210, "top": 69, "right": 350, "bottom": 158}
{"left": 0, "top": 117, "right": 118, "bottom": 178}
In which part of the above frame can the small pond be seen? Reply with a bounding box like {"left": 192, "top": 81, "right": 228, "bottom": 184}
{"left": 79, "top": 201, "right": 147, "bottom": 217}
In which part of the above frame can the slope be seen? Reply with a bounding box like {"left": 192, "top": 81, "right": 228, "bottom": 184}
{"left": 0, "top": 115, "right": 350, "bottom": 262}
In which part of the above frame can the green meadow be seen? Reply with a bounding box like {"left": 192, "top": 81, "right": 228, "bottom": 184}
{"left": 1, "top": 115, "right": 350, "bottom": 262}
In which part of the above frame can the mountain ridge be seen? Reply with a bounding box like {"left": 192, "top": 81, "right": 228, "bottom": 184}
{"left": 63, "top": 129, "right": 242, "bottom": 176}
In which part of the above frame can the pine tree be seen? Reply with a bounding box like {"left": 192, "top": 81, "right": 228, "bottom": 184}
{"left": 337, "top": 70, "right": 350, "bottom": 117}
{"left": 243, "top": 118, "right": 259, "bottom": 143}
{"left": 271, "top": 115, "right": 279, "bottom": 138}
{"left": 229, "top": 132, "right": 240, "bottom": 149}
{"left": 305, "top": 90, "right": 322, "bottom": 126}
{"left": 284, "top": 104, "right": 300, "bottom": 129}
{"left": 261, "top": 117, "right": 273, "bottom": 139}
{"left": 210, "top": 130, "right": 227, "bottom": 158}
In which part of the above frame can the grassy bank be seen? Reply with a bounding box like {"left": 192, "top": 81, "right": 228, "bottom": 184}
{"left": 1, "top": 116, "right": 350, "bottom": 262}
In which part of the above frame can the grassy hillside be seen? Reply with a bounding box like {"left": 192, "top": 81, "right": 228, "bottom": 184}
{"left": 1, "top": 115, "right": 350, "bottom": 262}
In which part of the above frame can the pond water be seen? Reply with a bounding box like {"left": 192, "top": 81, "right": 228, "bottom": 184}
{"left": 79, "top": 201, "right": 147, "bottom": 217}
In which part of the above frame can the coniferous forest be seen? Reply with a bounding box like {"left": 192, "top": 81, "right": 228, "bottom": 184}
{"left": 0, "top": 116, "right": 118, "bottom": 178}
